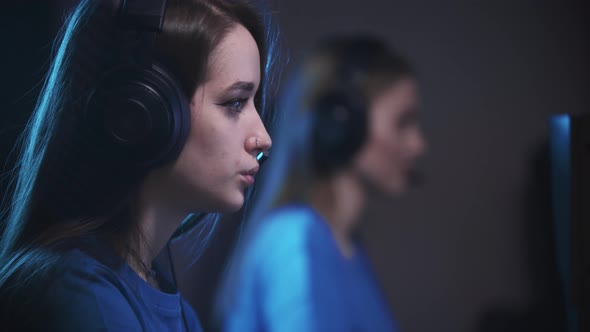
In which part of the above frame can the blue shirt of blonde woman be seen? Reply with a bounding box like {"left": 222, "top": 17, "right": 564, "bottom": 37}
{"left": 223, "top": 204, "right": 399, "bottom": 332}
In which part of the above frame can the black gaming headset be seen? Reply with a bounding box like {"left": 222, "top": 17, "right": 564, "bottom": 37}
{"left": 305, "top": 40, "right": 379, "bottom": 177}
{"left": 82, "top": 3, "right": 192, "bottom": 329}
{"left": 309, "top": 88, "right": 368, "bottom": 177}
{"left": 84, "top": 0, "right": 190, "bottom": 169}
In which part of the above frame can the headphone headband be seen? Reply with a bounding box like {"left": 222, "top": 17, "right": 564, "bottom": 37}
{"left": 85, "top": 0, "right": 190, "bottom": 169}
{"left": 118, "top": 0, "right": 167, "bottom": 31}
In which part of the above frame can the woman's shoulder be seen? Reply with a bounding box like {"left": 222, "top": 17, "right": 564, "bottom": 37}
{"left": 0, "top": 245, "right": 140, "bottom": 331}
{"left": 53, "top": 245, "right": 124, "bottom": 287}
{"left": 244, "top": 204, "right": 331, "bottom": 262}
{"left": 48, "top": 250, "right": 141, "bottom": 331}
{"left": 260, "top": 203, "right": 326, "bottom": 235}
{"left": 36, "top": 240, "right": 143, "bottom": 331}
{"left": 45, "top": 235, "right": 130, "bottom": 292}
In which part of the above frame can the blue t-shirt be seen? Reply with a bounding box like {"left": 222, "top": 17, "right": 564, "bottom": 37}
{"left": 223, "top": 204, "right": 399, "bottom": 332}
{"left": 40, "top": 236, "right": 203, "bottom": 332}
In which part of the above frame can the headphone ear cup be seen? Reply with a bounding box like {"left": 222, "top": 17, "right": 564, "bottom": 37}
{"left": 311, "top": 91, "right": 368, "bottom": 176}
{"left": 84, "top": 64, "right": 190, "bottom": 168}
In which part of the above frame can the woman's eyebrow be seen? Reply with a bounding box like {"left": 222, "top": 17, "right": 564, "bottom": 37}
{"left": 223, "top": 81, "right": 255, "bottom": 93}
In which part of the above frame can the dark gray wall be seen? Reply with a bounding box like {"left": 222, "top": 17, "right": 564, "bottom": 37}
{"left": 271, "top": 1, "right": 588, "bottom": 332}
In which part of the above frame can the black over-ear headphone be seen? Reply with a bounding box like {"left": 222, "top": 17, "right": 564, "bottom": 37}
{"left": 307, "top": 41, "right": 377, "bottom": 177}
{"left": 84, "top": 0, "right": 190, "bottom": 168}
{"left": 309, "top": 88, "right": 367, "bottom": 176}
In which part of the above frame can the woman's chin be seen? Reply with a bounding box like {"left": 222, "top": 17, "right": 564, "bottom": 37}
{"left": 374, "top": 177, "right": 407, "bottom": 196}
{"left": 212, "top": 193, "right": 245, "bottom": 213}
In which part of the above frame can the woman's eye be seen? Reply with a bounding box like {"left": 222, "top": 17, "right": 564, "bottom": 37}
{"left": 221, "top": 98, "right": 248, "bottom": 113}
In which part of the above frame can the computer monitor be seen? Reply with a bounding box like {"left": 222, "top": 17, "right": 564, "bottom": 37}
{"left": 550, "top": 114, "right": 590, "bottom": 332}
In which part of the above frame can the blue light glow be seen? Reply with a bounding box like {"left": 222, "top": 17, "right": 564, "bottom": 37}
{"left": 549, "top": 114, "right": 579, "bottom": 332}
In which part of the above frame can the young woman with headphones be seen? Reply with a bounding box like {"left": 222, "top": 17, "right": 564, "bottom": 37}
{"left": 0, "top": 0, "right": 279, "bottom": 330}
{"left": 218, "top": 36, "right": 426, "bottom": 332}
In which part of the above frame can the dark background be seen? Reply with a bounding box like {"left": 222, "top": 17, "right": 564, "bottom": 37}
{"left": 1, "top": 1, "right": 588, "bottom": 332}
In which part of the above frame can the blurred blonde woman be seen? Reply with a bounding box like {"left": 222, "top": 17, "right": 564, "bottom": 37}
{"left": 219, "top": 35, "right": 426, "bottom": 332}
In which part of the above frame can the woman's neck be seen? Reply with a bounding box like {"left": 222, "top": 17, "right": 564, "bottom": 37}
{"left": 310, "top": 170, "right": 366, "bottom": 258}
{"left": 125, "top": 172, "right": 191, "bottom": 286}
